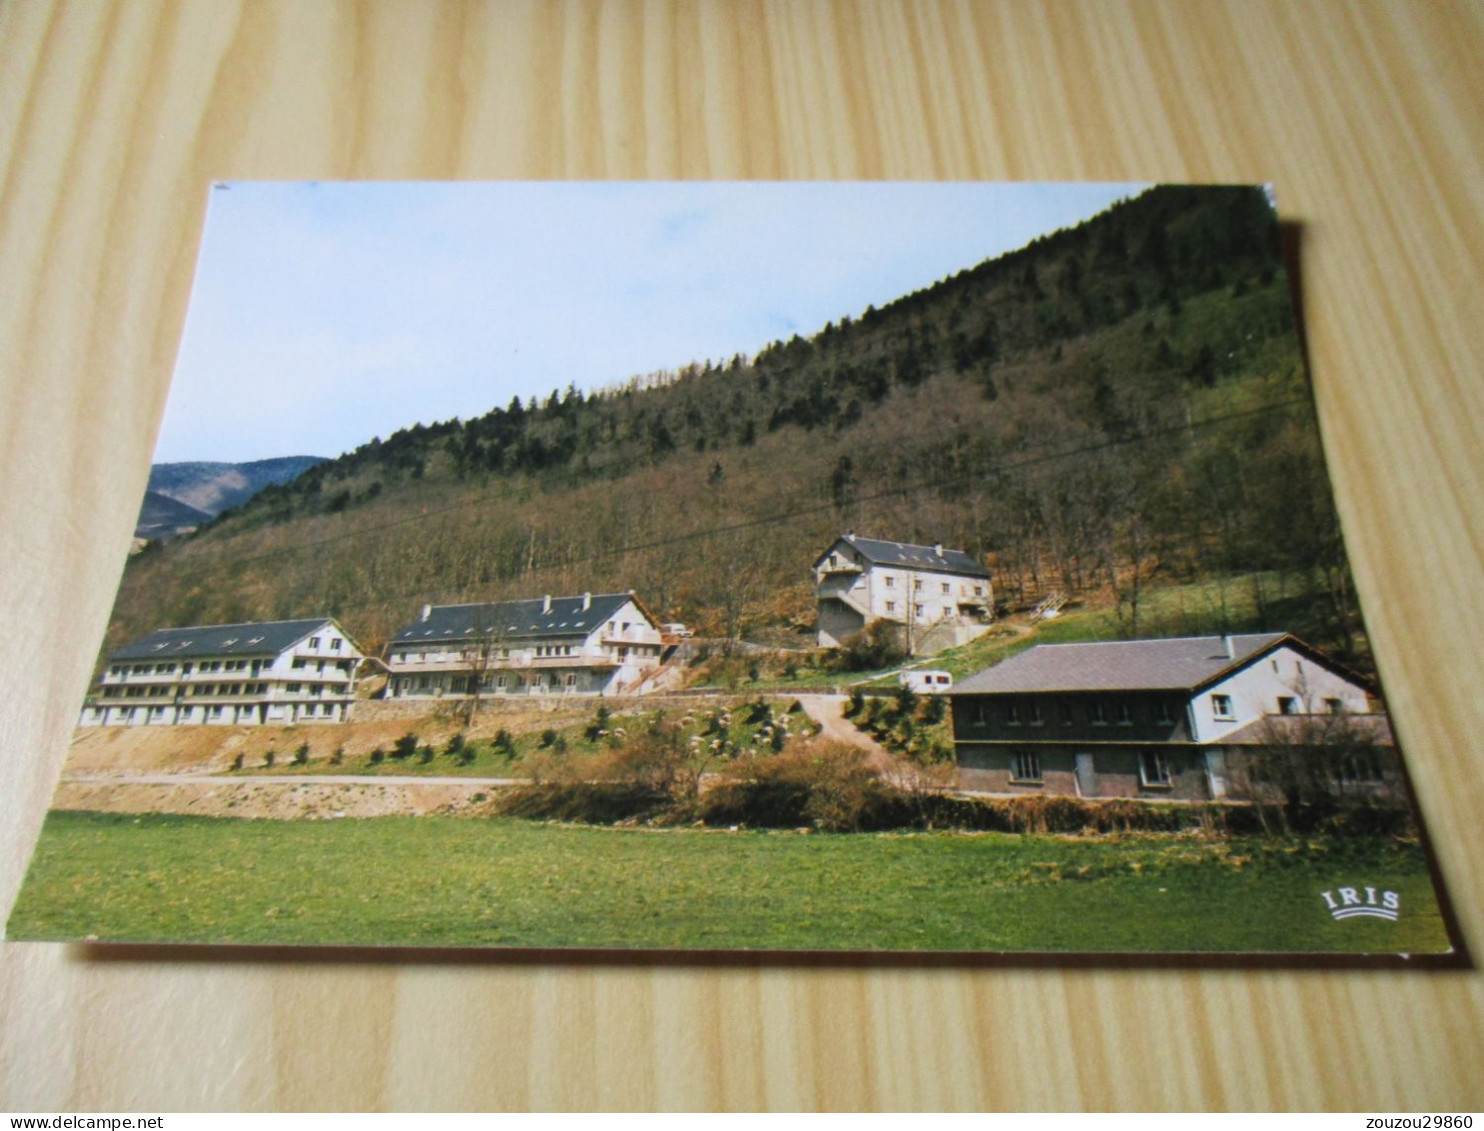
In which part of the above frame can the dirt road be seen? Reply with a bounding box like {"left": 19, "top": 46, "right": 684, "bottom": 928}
{"left": 51, "top": 774, "right": 516, "bottom": 820}
{"left": 793, "top": 694, "right": 894, "bottom": 769}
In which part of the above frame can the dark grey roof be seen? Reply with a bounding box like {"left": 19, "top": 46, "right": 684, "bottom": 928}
{"left": 953, "top": 633, "right": 1290, "bottom": 694}
{"left": 391, "top": 593, "right": 643, "bottom": 644}
{"left": 110, "top": 618, "right": 343, "bottom": 661}
{"left": 816, "top": 534, "right": 991, "bottom": 579}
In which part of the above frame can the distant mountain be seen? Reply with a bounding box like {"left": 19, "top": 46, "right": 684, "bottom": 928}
{"left": 136, "top": 491, "right": 213, "bottom": 542}
{"left": 136, "top": 456, "right": 324, "bottom": 541}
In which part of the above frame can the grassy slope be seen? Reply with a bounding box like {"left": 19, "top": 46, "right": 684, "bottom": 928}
{"left": 7, "top": 811, "right": 1451, "bottom": 953}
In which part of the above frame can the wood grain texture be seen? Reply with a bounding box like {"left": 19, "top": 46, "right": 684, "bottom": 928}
{"left": 2, "top": 0, "right": 1482, "bottom": 1111}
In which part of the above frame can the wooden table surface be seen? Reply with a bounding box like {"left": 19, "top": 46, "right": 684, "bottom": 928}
{"left": 3, "top": 0, "right": 1482, "bottom": 1112}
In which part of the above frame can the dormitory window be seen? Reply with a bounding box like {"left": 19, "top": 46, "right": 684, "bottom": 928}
{"left": 1278, "top": 696, "right": 1299, "bottom": 715}
{"left": 885, "top": 601, "right": 896, "bottom": 613}
{"left": 309, "top": 637, "right": 321, "bottom": 649}
{"left": 1011, "top": 752, "right": 1042, "bottom": 783}
{"left": 1116, "top": 702, "right": 1133, "bottom": 726}
{"left": 331, "top": 638, "right": 342, "bottom": 651}
{"left": 1027, "top": 701, "right": 1044, "bottom": 726}
{"left": 1155, "top": 700, "right": 1175, "bottom": 725}
{"left": 1061, "top": 701, "right": 1075, "bottom": 726}
{"left": 1210, "top": 694, "right": 1234, "bottom": 719}
{"left": 1005, "top": 702, "right": 1022, "bottom": 726}
{"left": 884, "top": 577, "right": 895, "bottom": 588}
{"left": 1091, "top": 701, "right": 1108, "bottom": 725}
{"left": 941, "top": 583, "right": 950, "bottom": 594}
{"left": 1140, "top": 752, "right": 1173, "bottom": 787}
{"left": 1326, "top": 698, "right": 1344, "bottom": 715}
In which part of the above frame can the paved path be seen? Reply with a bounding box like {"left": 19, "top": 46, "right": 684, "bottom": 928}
{"left": 792, "top": 694, "right": 894, "bottom": 768}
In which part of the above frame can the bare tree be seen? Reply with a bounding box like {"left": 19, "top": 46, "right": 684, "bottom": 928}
{"left": 459, "top": 623, "right": 509, "bottom": 726}
{"left": 1226, "top": 710, "right": 1401, "bottom": 832}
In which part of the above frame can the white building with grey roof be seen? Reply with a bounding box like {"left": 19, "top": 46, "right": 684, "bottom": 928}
{"left": 813, "top": 533, "right": 993, "bottom": 652}
{"left": 949, "top": 633, "right": 1391, "bottom": 800}
{"left": 80, "top": 617, "right": 364, "bottom": 727}
{"left": 384, "top": 591, "right": 664, "bottom": 699}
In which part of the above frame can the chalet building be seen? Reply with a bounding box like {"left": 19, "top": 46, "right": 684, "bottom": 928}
{"left": 79, "top": 618, "right": 364, "bottom": 727}
{"left": 948, "top": 633, "right": 1394, "bottom": 801}
{"left": 384, "top": 592, "right": 664, "bottom": 699}
{"left": 813, "top": 534, "right": 993, "bottom": 652}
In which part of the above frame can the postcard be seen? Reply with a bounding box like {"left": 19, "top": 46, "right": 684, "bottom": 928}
{"left": 5, "top": 182, "right": 1460, "bottom": 958}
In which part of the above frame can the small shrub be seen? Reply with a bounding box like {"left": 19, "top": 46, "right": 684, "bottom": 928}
{"left": 583, "top": 705, "right": 612, "bottom": 743}
{"left": 230, "top": 753, "right": 244, "bottom": 772}
{"left": 844, "top": 689, "right": 865, "bottom": 717}
{"left": 768, "top": 720, "right": 787, "bottom": 753}
{"left": 417, "top": 744, "right": 435, "bottom": 765}
{"left": 492, "top": 729, "right": 516, "bottom": 757}
{"left": 826, "top": 620, "right": 907, "bottom": 673}
{"left": 744, "top": 697, "right": 771, "bottom": 725}
{"left": 392, "top": 733, "right": 419, "bottom": 761}
{"left": 293, "top": 741, "right": 310, "bottom": 766}
{"left": 445, "top": 732, "right": 466, "bottom": 757}
{"left": 330, "top": 746, "right": 345, "bottom": 766}
{"left": 369, "top": 747, "right": 385, "bottom": 766}
{"left": 539, "top": 728, "right": 560, "bottom": 749}
{"left": 264, "top": 751, "right": 275, "bottom": 769}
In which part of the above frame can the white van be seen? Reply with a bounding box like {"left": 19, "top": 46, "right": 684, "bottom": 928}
{"left": 899, "top": 670, "right": 953, "bottom": 693}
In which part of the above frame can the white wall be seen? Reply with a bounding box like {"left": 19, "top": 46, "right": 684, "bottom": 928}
{"left": 1190, "top": 644, "right": 1372, "bottom": 743}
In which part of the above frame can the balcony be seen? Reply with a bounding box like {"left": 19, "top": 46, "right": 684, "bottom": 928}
{"left": 388, "top": 654, "right": 617, "bottom": 674}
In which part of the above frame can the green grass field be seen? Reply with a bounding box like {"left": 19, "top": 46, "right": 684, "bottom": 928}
{"left": 6, "top": 811, "right": 1452, "bottom": 954}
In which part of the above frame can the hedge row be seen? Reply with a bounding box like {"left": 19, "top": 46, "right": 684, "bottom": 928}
{"left": 492, "top": 778, "right": 1416, "bottom": 837}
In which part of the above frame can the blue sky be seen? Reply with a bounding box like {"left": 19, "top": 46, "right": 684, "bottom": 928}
{"left": 158, "top": 181, "right": 1149, "bottom": 464}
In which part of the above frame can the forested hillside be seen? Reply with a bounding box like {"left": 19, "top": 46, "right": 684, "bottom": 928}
{"left": 109, "top": 186, "right": 1363, "bottom": 669}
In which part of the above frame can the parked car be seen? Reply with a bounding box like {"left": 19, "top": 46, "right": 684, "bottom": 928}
{"left": 662, "top": 622, "right": 694, "bottom": 638}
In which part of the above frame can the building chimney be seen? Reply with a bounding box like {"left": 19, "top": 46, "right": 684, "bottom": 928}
{"left": 419, "top": 604, "right": 431, "bottom": 622}
{"left": 582, "top": 592, "right": 592, "bottom": 610}
{"left": 1221, "top": 635, "right": 1234, "bottom": 659}
{"left": 934, "top": 543, "right": 943, "bottom": 557}
{"left": 542, "top": 594, "right": 552, "bottom": 614}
